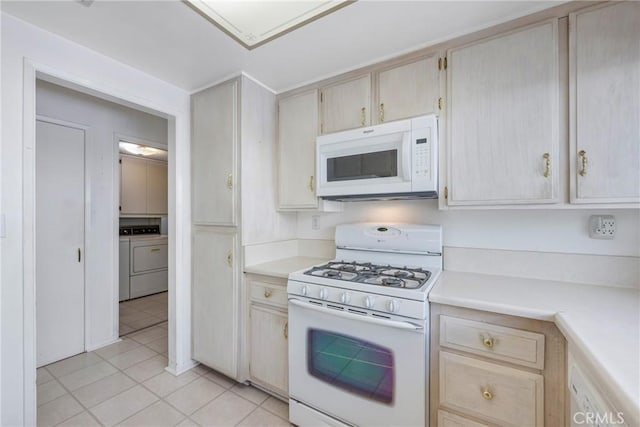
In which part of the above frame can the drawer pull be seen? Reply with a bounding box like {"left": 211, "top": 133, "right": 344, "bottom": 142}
{"left": 283, "top": 321, "right": 288, "bottom": 339}
{"left": 264, "top": 289, "right": 272, "bottom": 298}
{"left": 482, "top": 336, "right": 494, "bottom": 348}
{"left": 150, "top": 248, "right": 161, "bottom": 252}
{"left": 482, "top": 388, "right": 493, "bottom": 400}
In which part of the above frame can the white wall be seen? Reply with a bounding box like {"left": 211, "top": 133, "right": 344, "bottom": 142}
{"left": 36, "top": 80, "right": 168, "bottom": 352}
{"left": 1, "top": 12, "right": 191, "bottom": 426}
{"left": 298, "top": 200, "right": 640, "bottom": 257}
{"left": 240, "top": 76, "right": 297, "bottom": 245}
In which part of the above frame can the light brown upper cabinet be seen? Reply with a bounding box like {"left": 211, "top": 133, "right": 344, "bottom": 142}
{"left": 445, "top": 19, "right": 560, "bottom": 206}
{"left": 375, "top": 54, "right": 440, "bottom": 124}
{"left": 320, "top": 74, "right": 371, "bottom": 134}
{"left": 319, "top": 55, "right": 441, "bottom": 135}
{"left": 191, "top": 79, "right": 238, "bottom": 226}
{"left": 569, "top": 2, "right": 640, "bottom": 204}
{"left": 120, "top": 155, "right": 168, "bottom": 216}
{"left": 278, "top": 89, "right": 320, "bottom": 209}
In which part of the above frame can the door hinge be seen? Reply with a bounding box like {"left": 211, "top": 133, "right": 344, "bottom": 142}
{"left": 444, "top": 57, "right": 447, "bottom": 69}
{"left": 438, "top": 98, "right": 443, "bottom": 110}
{"left": 438, "top": 57, "right": 442, "bottom": 70}
{"left": 444, "top": 186, "right": 448, "bottom": 200}
{"left": 320, "top": 92, "right": 323, "bottom": 103}
{"left": 119, "top": 205, "right": 122, "bottom": 211}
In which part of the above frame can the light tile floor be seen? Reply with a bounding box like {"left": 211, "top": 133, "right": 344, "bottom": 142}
{"left": 38, "top": 323, "right": 290, "bottom": 427}
{"left": 120, "top": 292, "right": 168, "bottom": 336}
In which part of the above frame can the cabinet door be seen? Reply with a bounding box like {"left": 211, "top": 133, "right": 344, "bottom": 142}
{"left": 147, "top": 160, "right": 168, "bottom": 215}
{"left": 120, "top": 155, "right": 148, "bottom": 214}
{"left": 377, "top": 55, "right": 439, "bottom": 123}
{"left": 570, "top": 2, "right": 640, "bottom": 203}
{"left": 320, "top": 74, "right": 371, "bottom": 134}
{"left": 192, "top": 79, "right": 238, "bottom": 225}
{"left": 250, "top": 305, "right": 288, "bottom": 396}
{"left": 278, "top": 90, "right": 319, "bottom": 209}
{"left": 192, "top": 228, "right": 238, "bottom": 378}
{"left": 446, "top": 20, "right": 559, "bottom": 205}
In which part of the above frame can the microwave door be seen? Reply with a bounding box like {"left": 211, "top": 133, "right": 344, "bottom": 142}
{"left": 318, "top": 131, "right": 412, "bottom": 197}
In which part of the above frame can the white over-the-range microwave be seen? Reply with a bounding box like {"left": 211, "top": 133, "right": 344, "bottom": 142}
{"left": 316, "top": 114, "right": 438, "bottom": 201}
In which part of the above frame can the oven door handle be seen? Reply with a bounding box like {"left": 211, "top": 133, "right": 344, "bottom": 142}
{"left": 289, "top": 298, "right": 424, "bottom": 331}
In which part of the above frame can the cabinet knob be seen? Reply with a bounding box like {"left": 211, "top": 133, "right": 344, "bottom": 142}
{"left": 482, "top": 336, "right": 494, "bottom": 348}
{"left": 379, "top": 103, "right": 385, "bottom": 122}
{"left": 283, "top": 321, "right": 288, "bottom": 339}
{"left": 543, "top": 153, "right": 551, "bottom": 178}
{"left": 361, "top": 107, "right": 366, "bottom": 126}
{"left": 264, "top": 289, "right": 272, "bottom": 298}
{"left": 227, "top": 173, "right": 233, "bottom": 189}
{"left": 579, "top": 150, "right": 588, "bottom": 177}
{"left": 482, "top": 388, "right": 493, "bottom": 400}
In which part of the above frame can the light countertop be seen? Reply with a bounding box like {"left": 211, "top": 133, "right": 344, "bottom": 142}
{"left": 429, "top": 271, "right": 640, "bottom": 424}
{"left": 244, "top": 256, "right": 328, "bottom": 279}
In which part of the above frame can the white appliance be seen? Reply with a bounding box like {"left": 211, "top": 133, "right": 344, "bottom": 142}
{"left": 119, "top": 225, "right": 168, "bottom": 300}
{"left": 287, "top": 223, "right": 442, "bottom": 427}
{"left": 316, "top": 115, "right": 438, "bottom": 201}
{"left": 568, "top": 352, "right": 630, "bottom": 427}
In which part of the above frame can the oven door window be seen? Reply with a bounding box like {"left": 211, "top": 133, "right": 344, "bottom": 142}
{"left": 326, "top": 150, "right": 398, "bottom": 182}
{"left": 307, "top": 329, "right": 394, "bottom": 404}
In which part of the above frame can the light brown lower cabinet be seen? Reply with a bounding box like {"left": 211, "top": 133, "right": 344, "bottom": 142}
{"left": 431, "top": 304, "right": 567, "bottom": 427}
{"left": 247, "top": 275, "right": 289, "bottom": 398}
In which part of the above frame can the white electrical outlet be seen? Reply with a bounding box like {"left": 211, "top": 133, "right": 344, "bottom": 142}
{"left": 589, "top": 215, "right": 616, "bottom": 239}
{"left": 311, "top": 215, "right": 320, "bottom": 230}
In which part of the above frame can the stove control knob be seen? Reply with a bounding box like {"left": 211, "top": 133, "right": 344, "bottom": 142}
{"left": 340, "top": 292, "right": 351, "bottom": 304}
{"left": 319, "top": 288, "right": 329, "bottom": 300}
{"left": 364, "top": 296, "right": 375, "bottom": 309}
{"left": 387, "top": 299, "right": 400, "bottom": 313}
{"left": 301, "top": 286, "right": 309, "bottom": 296}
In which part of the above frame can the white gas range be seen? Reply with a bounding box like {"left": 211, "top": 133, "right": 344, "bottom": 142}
{"left": 287, "top": 223, "right": 442, "bottom": 427}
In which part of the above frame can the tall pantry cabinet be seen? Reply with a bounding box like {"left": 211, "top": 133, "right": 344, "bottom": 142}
{"left": 191, "top": 76, "right": 294, "bottom": 380}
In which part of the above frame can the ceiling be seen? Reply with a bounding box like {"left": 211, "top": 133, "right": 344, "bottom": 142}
{"left": 1, "top": 1, "right": 562, "bottom": 93}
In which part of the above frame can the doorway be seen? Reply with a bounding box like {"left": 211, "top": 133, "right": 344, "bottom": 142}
{"left": 35, "top": 118, "right": 87, "bottom": 367}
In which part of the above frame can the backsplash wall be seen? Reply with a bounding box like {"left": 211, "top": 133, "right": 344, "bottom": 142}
{"left": 297, "top": 200, "right": 640, "bottom": 257}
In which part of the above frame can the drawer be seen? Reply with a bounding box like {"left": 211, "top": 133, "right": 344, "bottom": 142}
{"left": 439, "top": 352, "right": 543, "bottom": 427}
{"left": 438, "top": 410, "right": 489, "bottom": 427}
{"left": 132, "top": 244, "right": 168, "bottom": 273}
{"left": 250, "top": 281, "right": 287, "bottom": 308}
{"left": 440, "top": 316, "right": 545, "bottom": 369}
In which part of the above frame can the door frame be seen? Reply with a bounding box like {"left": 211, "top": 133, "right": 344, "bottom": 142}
{"left": 22, "top": 59, "right": 192, "bottom": 425}
{"left": 35, "top": 115, "right": 90, "bottom": 365}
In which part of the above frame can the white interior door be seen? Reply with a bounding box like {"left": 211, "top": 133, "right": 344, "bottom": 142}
{"left": 36, "top": 119, "right": 85, "bottom": 367}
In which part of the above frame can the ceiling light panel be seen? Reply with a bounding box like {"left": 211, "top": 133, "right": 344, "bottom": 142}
{"left": 185, "top": 0, "right": 353, "bottom": 49}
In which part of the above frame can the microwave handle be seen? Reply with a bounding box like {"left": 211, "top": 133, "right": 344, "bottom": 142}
{"left": 402, "top": 132, "right": 411, "bottom": 181}
{"left": 289, "top": 298, "right": 423, "bottom": 331}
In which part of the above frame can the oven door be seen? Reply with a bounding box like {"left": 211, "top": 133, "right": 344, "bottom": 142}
{"left": 288, "top": 298, "right": 426, "bottom": 427}
{"left": 316, "top": 125, "right": 412, "bottom": 197}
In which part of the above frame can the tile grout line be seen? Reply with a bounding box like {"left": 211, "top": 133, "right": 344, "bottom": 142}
{"left": 47, "top": 375, "right": 104, "bottom": 427}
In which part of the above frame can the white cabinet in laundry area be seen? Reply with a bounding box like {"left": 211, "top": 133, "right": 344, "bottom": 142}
{"left": 120, "top": 154, "right": 168, "bottom": 216}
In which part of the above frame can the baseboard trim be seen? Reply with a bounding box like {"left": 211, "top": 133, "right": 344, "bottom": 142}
{"left": 86, "top": 336, "right": 121, "bottom": 352}
{"left": 165, "top": 360, "right": 199, "bottom": 376}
